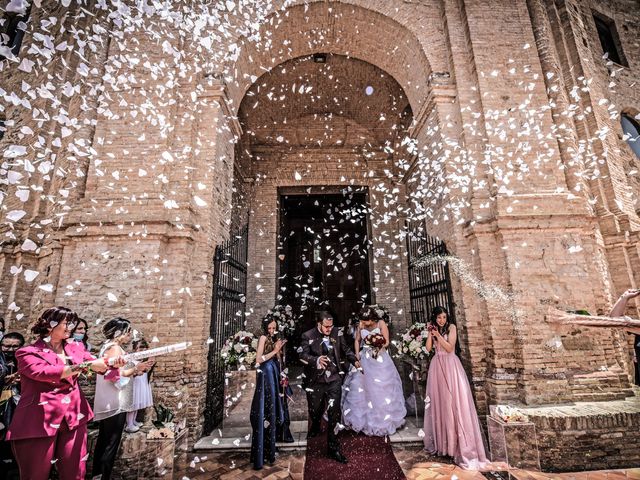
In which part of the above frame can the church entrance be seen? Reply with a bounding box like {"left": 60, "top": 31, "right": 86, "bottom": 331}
{"left": 278, "top": 188, "right": 372, "bottom": 341}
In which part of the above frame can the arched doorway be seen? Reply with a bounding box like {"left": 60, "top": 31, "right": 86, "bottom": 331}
{"left": 234, "top": 53, "right": 415, "bottom": 333}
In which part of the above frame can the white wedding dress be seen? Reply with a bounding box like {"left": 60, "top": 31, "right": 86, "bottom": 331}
{"left": 341, "top": 323, "right": 406, "bottom": 436}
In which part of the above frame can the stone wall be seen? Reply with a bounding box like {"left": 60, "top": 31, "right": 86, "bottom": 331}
{"left": 524, "top": 394, "right": 640, "bottom": 471}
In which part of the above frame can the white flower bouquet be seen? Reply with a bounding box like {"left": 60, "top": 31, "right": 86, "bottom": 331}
{"left": 220, "top": 330, "right": 259, "bottom": 369}
{"left": 396, "top": 322, "right": 431, "bottom": 361}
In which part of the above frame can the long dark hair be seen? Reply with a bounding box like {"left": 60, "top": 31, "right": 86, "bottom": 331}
{"left": 71, "top": 318, "right": 90, "bottom": 349}
{"left": 429, "top": 306, "right": 461, "bottom": 356}
{"left": 429, "top": 306, "right": 453, "bottom": 336}
{"left": 261, "top": 315, "right": 278, "bottom": 338}
{"left": 102, "top": 317, "right": 132, "bottom": 340}
{"left": 32, "top": 306, "right": 78, "bottom": 337}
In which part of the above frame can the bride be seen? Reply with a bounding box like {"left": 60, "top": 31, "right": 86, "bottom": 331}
{"left": 342, "top": 305, "right": 406, "bottom": 436}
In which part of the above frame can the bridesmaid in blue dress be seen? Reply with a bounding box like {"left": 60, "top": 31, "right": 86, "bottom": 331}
{"left": 250, "top": 315, "right": 294, "bottom": 470}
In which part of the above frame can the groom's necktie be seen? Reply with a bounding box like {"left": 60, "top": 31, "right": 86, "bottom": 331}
{"left": 321, "top": 337, "right": 331, "bottom": 355}
{"left": 321, "top": 336, "right": 338, "bottom": 375}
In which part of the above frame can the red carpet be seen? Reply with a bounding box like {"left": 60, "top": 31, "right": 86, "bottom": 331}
{"left": 304, "top": 428, "right": 405, "bottom": 480}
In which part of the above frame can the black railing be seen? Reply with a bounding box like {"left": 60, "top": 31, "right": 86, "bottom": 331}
{"left": 204, "top": 225, "right": 249, "bottom": 434}
{"left": 406, "top": 229, "right": 456, "bottom": 325}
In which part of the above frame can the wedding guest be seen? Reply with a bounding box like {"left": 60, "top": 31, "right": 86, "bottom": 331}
{"left": 609, "top": 289, "right": 640, "bottom": 385}
{"left": 0, "top": 319, "right": 6, "bottom": 389}
{"left": 125, "top": 338, "right": 154, "bottom": 433}
{"left": 342, "top": 305, "right": 406, "bottom": 436}
{"left": 92, "top": 318, "right": 154, "bottom": 480}
{"left": 5, "top": 307, "right": 116, "bottom": 480}
{"left": 250, "top": 315, "right": 294, "bottom": 470}
{"left": 0, "top": 332, "right": 24, "bottom": 479}
{"left": 70, "top": 318, "right": 92, "bottom": 353}
{"left": 423, "top": 306, "right": 488, "bottom": 470}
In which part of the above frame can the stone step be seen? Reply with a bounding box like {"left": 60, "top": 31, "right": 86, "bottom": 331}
{"left": 194, "top": 416, "right": 425, "bottom": 452}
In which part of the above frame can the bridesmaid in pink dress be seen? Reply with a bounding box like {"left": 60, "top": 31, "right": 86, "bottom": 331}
{"left": 423, "top": 306, "right": 488, "bottom": 470}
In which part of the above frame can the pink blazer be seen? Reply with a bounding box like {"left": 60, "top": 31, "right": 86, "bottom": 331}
{"left": 5, "top": 339, "right": 95, "bottom": 441}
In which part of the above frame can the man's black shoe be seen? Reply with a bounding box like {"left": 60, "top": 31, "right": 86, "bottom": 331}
{"left": 328, "top": 451, "right": 348, "bottom": 464}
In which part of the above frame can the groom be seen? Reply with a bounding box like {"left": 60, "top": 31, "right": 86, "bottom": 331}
{"left": 299, "top": 310, "right": 360, "bottom": 464}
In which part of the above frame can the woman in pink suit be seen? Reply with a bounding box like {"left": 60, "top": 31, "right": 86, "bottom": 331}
{"left": 423, "top": 306, "right": 488, "bottom": 470}
{"left": 5, "top": 307, "right": 120, "bottom": 480}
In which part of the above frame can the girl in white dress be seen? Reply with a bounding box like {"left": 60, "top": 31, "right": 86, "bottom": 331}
{"left": 125, "top": 338, "right": 154, "bottom": 433}
{"left": 342, "top": 306, "right": 406, "bottom": 436}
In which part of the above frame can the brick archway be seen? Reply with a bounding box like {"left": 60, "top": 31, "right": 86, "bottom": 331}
{"left": 224, "top": 0, "right": 436, "bottom": 117}
{"left": 234, "top": 52, "right": 416, "bottom": 330}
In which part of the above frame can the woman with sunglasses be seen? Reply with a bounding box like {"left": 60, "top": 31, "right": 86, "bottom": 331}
{"left": 91, "top": 318, "right": 154, "bottom": 480}
{"left": 5, "top": 306, "right": 121, "bottom": 480}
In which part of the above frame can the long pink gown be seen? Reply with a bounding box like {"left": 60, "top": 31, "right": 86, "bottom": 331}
{"left": 423, "top": 333, "right": 488, "bottom": 470}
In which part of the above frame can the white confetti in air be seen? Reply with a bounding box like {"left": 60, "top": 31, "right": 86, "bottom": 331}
{"left": 24, "top": 270, "right": 40, "bottom": 282}
{"left": 193, "top": 196, "right": 208, "bottom": 207}
{"left": 107, "top": 292, "right": 118, "bottom": 302}
{"left": 6, "top": 210, "right": 27, "bottom": 222}
{"left": 3, "top": 145, "right": 27, "bottom": 158}
{"left": 21, "top": 239, "right": 37, "bottom": 251}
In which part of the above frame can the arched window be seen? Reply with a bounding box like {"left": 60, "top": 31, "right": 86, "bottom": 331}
{"left": 0, "top": 1, "right": 32, "bottom": 60}
{"left": 621, "top": 114, "right": 640, "bottom": 160}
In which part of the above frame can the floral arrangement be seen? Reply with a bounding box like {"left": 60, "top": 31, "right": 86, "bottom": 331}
{"left": 363, "top": 332, "right": 386, "bottom": 359}
{"left": 396, "top": 322, "right": 431, "bottom": 361}
{"left": 494, "top": 405, "right": 529, "bottom": 423}
{"left": 266, "top": 304, "right": 297, "bottom": 338}
{"left": 220, "top": 330, "right": 259, "bottom": 368}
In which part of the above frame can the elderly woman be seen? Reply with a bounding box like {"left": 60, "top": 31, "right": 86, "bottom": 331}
{"left": 5, "top": 306, "right": 121, "bottom": 480}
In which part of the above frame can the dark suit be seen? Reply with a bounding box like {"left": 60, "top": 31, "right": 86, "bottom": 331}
{"left": 299, "top": 326, "right": 356, "bottom": 454}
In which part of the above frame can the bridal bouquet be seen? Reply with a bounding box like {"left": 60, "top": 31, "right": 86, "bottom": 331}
{"left": 267, "top": 304, "right": 297, "bottom": 338}
{"left": 363, "top": 332, "right": 386, "bottom": 358}
{"left": 220, "top": 330, "right": 259, "bottom": 369}
{"left": 397, "top": 322, "right": 431, "bottom": 361}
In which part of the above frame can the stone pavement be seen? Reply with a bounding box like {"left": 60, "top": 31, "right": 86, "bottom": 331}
{"left": 174, "top": 443, "right": 640, "bottom": 480}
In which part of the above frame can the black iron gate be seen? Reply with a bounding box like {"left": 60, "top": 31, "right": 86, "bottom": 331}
{"left": 204, "top": 225, "right": 249, "bottom": 434}
{"left": 406, "top": 229, "right": 456, "bottom": 325}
